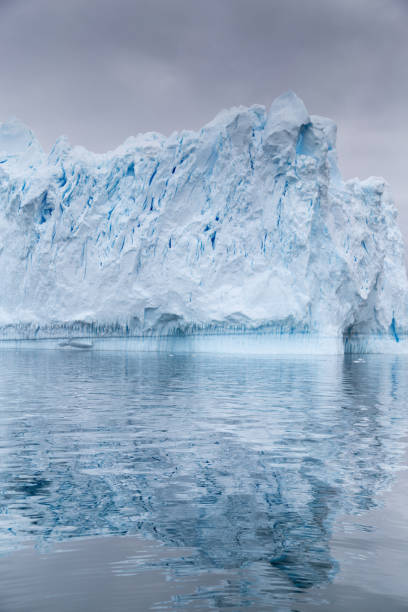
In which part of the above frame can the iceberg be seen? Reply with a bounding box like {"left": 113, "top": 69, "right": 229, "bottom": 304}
{"left": 0, "top": 92, "right": 407, "bottom": 353}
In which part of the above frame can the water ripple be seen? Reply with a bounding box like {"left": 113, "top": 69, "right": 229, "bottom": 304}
{"left": 0, "top": 351, "right": 407, "bottom": 609}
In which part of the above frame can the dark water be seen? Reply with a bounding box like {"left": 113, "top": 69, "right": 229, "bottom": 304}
{"left": 0, "top": 350, "right": 407, "bottom": 611}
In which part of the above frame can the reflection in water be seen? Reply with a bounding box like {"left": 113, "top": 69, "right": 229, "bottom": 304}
{"left": 0, "top": 351, "right": 407, "bottom": 609}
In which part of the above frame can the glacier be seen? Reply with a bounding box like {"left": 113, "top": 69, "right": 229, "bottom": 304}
{"left": 0, "top": 91, "right": 407, "bottom": 354}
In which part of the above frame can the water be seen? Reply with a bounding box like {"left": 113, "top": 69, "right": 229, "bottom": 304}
{"left": 0, "top": 349, "right": 407, "bottom": 611}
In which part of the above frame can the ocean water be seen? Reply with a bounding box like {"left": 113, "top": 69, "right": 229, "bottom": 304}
{"left": 0, "top": 349, "right": 407, "bottom": 611}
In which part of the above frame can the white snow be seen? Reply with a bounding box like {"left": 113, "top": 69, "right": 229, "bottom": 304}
{"left": 0, "top": 91, "right": 407, "bottom": 353}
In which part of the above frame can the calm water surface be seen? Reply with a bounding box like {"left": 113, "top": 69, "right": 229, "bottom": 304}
{"left": 0, "top": 350, "right": 407, "bottom": 611}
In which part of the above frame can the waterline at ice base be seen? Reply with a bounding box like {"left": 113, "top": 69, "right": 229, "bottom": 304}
{"left": 0, "top": 92, "right": 407, "bottom": 354}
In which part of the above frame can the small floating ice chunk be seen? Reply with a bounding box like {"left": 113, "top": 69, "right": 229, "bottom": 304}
{"left": 58, "top": 339, "right": 93, "bottom": 350}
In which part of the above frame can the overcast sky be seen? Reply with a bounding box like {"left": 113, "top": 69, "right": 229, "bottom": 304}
{"left": 1, "top": 0, "right": 407, "bottom": 241}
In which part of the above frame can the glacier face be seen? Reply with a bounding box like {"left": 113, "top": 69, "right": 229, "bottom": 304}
{"left": 0, "top": 91, "right": 407, "bottom": 352}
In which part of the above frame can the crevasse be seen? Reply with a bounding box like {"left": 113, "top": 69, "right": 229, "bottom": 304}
{"left": 0, "top": 91, "right": 407, "bottom": 353}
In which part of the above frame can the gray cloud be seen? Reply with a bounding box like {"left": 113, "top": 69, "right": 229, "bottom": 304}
{"left": 0, "top": 0, "right": 407, "bottom": 242}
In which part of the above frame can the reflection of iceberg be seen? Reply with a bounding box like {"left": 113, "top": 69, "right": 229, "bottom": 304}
{"left": 0, "top": 93, "right": 408, "bottom": 353}
{"left": 0, "top": 351, "right": 407, "bottom": 606}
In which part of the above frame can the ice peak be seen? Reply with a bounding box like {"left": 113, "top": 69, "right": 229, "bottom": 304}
{"left": 266, "top": 91, "right": 310, "bottom": 133}
{"left": 0, "top": 118, "right": 42, "bottom": 157}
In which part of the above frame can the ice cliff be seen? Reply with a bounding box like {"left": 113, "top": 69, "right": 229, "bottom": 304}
{"left": 0, "top": 91, "right": 407, "bottom": 352}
